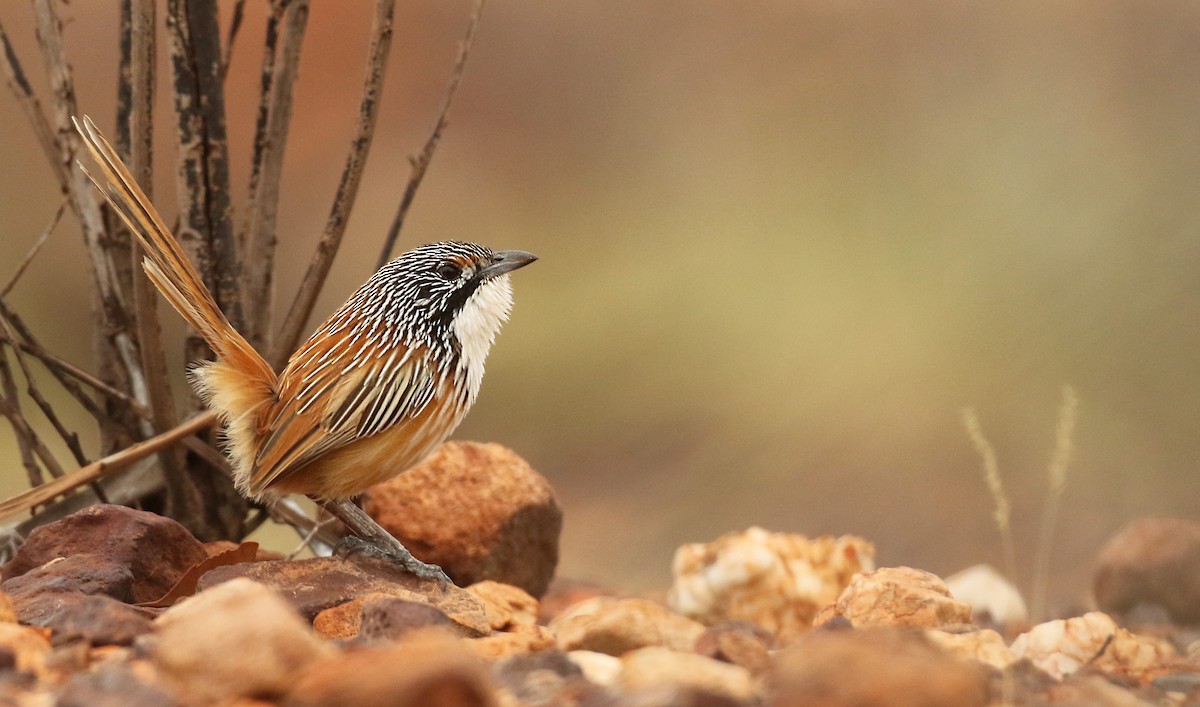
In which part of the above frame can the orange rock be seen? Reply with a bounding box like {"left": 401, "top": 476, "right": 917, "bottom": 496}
{"left": 771, "top": 628, "right": 988, "bottom": 707}
{"left": 365, "top": 441, "right": 561, "bottom": 597}
{"left": 668, "top": 526, "right": 874, "bottom": 641}
{"left": 466, "top": 624, "right": 556, "bottom": 660}
{"left": 814, "top": 566, "right": 972, "bottom": 629}
{"left": 0, "top": 622, "right": 50, "bottom": 676}
{"left": 619, "top": 646, "right": 756, "bottom": 702}
{"left": 550, "top": 597, "right": 705, "bottom": 656}
{"left": 467, "top": 580, "right": 539, "bottom": 631}
{"left": 285, "top": 629, "right": 495, "bottom": 707}
{"left": 925, "top": 628, "right": 1016, "bottom": 669}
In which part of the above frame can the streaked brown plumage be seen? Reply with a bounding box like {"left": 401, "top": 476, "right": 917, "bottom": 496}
{"left": 74, "top": 117, "right": 536, "bottom": 580}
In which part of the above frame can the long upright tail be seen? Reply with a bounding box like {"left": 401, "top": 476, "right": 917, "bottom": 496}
{"left": 74, "top": 116, "right": 274, "bottom": 487}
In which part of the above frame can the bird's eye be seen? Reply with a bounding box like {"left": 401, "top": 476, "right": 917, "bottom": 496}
{"left": 437, "top": 263, "right": 462, "bottom": 281}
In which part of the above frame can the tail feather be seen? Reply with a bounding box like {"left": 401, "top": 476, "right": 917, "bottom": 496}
{"left": 73, "top": 116, "right": 274, "bottom": 386}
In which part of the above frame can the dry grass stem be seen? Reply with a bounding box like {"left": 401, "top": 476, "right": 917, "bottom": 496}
{"left": 962, "top": 407, "right": 1019, "bottom": 587}
{"left": 1031, "top": 385, "right": 1079, "bottom": 620}
{"left": 0, "top": 20, "right": 68, "bottom": 191}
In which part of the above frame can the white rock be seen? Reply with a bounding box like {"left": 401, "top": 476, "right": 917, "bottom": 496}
{"left": 1010, "top": 611, "right": 1175, "bottom": 681}
{"left": 945, "top": 564, "right": 1028, "bottom": 625}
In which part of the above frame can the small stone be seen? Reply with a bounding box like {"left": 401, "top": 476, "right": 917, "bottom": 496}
{"left": 493, "top": 650, "right": 587, "bottom": 705}
{"left": 57, "top": 663, "right": 181, "bottom": 707}
{"left": 467, "top": 581, "right": 539, "bottom": 631}
{"left": 550, "top": 597, "right": 706, "bottom": 656}
{"left": 1093, "top": 518, "right": 1200, "bottom": 625}
{"left": 468, "top": 624, "right": 557, "bottom": 660}
{"left": 771, "top": 627, "right": 988, "bottom": 707}
{"left": 283, "top": 629, "right": 494, "bottom": 707}
{"left": 1, "top": 505, "right": 205, "bottom": 604}
{"left": 364, "top": 441, "right": 562, "bottom": 597}
{"left": 42, "top": 595, "right": 154, "bottom": 647}
{"left": 925, "top": 628, "right": 1016, "bottom": 670}
{"left": 2, "top": 554, "right": 135, "bottom": 625}
{"left": 694, "top": 621, "right": 774, "bottom": 675}
{"left": 945, "top": 564, "right": 1028, "bottom": 627}
{"left": 813, "top": 566, "right": 972, "bottom": 629}
{"left": 359, "top": 596, "right": 480, "bottom": 640}
{"left": 620, "top": 646, "right": 756, "bottom": 703}
{"left": 154, "top": 578, "right": 335, "bottom": 703}
{"left": 567, "top": 650, "right": 622, "bottom": 687}
{"left": 538, "top": 578, "right": 615, "bottom": 623}
{"left": 668, "top": 526, "right": 874, "bottom": 641}
{"left": 0, "top": 592, "right": 15, "bottom": 624}
{"left": 1010, "top": 611, "right": 1178, "bottom": 682}
{"left": 198, "top": 552, "right": 490, "bottom": 635}
{"left": 0, "top": 623, "right": 49, "bottom": 676}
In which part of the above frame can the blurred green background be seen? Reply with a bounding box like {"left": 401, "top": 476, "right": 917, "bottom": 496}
{"left": 2, "top": 1, "right": 1199, "bottom": 608}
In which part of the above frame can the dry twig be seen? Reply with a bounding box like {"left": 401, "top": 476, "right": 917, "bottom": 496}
{"left": 274, "top": 0, "right": 398, "bottom": 367}
{"left": 377, "top": 0, "right": 488, "bottom": 269}
{"left": 0, "top": 20, "right": 67, "bottom": 191}
{"left": 2, "top": 199, "right": 65, "bottom": 298}
{"left": 239, "top": 0, "right": 310, "bottom": 352}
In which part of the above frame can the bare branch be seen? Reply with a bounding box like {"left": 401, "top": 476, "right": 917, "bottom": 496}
{"left": 0, "top": 20, "right": 68, "bottom": 192}
{"left": 0, "top": 368, "right": 67, "bottom": 482}
{"left": 273, "top": 0, "right": 398, "bottom": 367}
{"left": 240, "top": 0, "right": 310, "bottom": 352}
{"left": 0, "top": 411, "right": 218, "bottom": 523}
{"left": 2, "top": 199, "right": 65, "bottom": 298}
{"left": 220, "top": 0, "right": 247, "bottom": 80}
{"left": 377, "top": 0, "right": 487, "bottom": 269}
{"left": 0, "top": 350, "right": 42, "bottom": 485}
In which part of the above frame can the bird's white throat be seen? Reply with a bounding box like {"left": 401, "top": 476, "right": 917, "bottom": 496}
{"left": 453, "top": 274, "right": 514, "bottom": 400}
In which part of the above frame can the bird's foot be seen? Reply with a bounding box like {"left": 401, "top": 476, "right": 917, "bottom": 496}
{"left": 334, "top": 535, "right": 451, "bottom": 585}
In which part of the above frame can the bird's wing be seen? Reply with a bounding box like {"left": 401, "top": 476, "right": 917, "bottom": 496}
{"left": 247, "top": 329, "right": 438, "bottom": 495}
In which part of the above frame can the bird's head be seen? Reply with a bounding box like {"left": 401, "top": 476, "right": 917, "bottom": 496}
{"left": 363, "top": 241, "right": 537, "bottom": 363}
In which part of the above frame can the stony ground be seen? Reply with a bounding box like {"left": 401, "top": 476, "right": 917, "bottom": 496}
{"left": 0, "top": 440, "right": 1196, "bottom": 706}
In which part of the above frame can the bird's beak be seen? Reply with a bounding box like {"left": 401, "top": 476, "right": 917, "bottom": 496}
{"left": 481, "top": 250, "right": 538, "bottom": 279}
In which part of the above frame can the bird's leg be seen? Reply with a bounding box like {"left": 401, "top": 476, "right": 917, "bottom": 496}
{"left": 320, "top": 497, "right": 450, "bottom": 584}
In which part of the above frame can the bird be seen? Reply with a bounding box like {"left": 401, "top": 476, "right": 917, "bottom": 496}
{"left": 73, "top": 116, "right": 536, "bottom": 582}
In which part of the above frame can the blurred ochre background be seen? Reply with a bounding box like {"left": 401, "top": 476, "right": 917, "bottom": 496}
{"left": 2, "top": 1, "right": 1200, "bottom": 608}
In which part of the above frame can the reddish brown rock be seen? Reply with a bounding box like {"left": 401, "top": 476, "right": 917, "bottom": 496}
{"left": 695, "top": 621, "right": 775, "bottom": 676}
{"left": 154, "top": 578, "right": 335, "bottom": 703}
{"left": 198, "top": 553, "right": 489, "bottom": 635}
{"left": 550, "top": 597, "right": 706, "bottom": 656}
{"left": 492, "top": 650, "right": 599, "bottom": 704}
{"left": 359, "top": 596, "right": 483, "bottom": 640}
{"left": 2, "top": 554, "right": 135, "bottom": 625}
{"left": 1, "top": 505, "right": 205, "bottom": 604}
{"left": 771, "top": 627, "right": 988, "bottom": 707}
{"left": 1094, "top": 518, "right": 1200, "bottom": 625}
{"left": 813, "top": 566, "right": 972, "bottom": 629}
{"left": 41, "top": 595, "right": 154, "bottom": 647}
{"left": 57, "top": 663, "right": 181, "bottom": 707}
{"left": 284, "top": 630, "right": 495, "bottom": 707}
{"left": 364, "top": 441, "right": 561, "bottom": 597}
{"left": 312, "top": 592, "right": 387, "bottom": 641}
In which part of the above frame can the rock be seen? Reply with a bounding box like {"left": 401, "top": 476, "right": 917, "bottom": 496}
{"left": 944, "top": 564, "right": 1028, "bottom": 627}
{"left": 312, "top": 592, "right": 386, "bottom": 641}
{"left": 41, "top": 595, "right": 154, "bottom": 647}
{"left": 467, "top": 580, "right": 539, "bottom": 630}
{"left": 550, "top": 597, "right": 706, "bottom": 656}
{"left": 538, "top": 578, "right": 615, "bottom": 623}
{"left": 359, "top": 596, "right": 482, "bottom": 640}
{"left": 695, "top": 621, "right": 774, "bottom": 675}
{"left": 0, "top": 623, "right": 50, "bottom": 676}
{"left": 925, "top": 628, "right": 1016, "bottom": 670}
{"left": 364, "top": 441, "right": 562, "bottom": 597}
{"left": 770, "top": 627, "right": 989, "bottom": 707}
{"left": 568, "top": 650, "right": 622, "bottom": 687}
{"left": 2, "top": 505, "right": 206, "bottom": 604}
{"left": 284, "top": 629, "right": 494, "bottom": 707}
{"left": 493, "top": 650, "right": 593, "bottom": 705}
{"left": 1010, "top": 611, "right": 1178, "bottom": 682}
{"left": 57, "top": 663, "right": 181, "bottom": 707}
{"left": 154, "top": 578, "right": 335, "bottom": 703}
{"left": 198, "top": 553, "right": 490, "bottom": 635}
{"left": 813, "top": 566, "right": 973, "bottom": 629}
{"left": 467, "top": 624, "right": 557, "bottom": 660}
{"left": 2, "top": 554, "right": 135, "bottom": 624}
{"left": 0, "top": 591, "right": 15, "bottom": 624}
{"left": 1093, "top": 518, "right": 1200, "bottom": 625}
{"left": 619, "top": 646, "right": 756, "bottom": 703}
{"left": 668, "top": 526, "right": 874, "bottom": 641}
